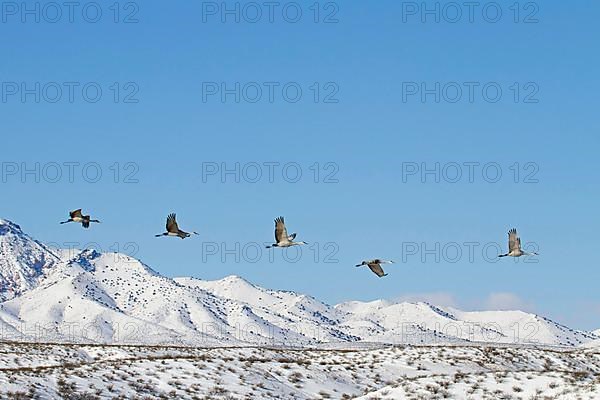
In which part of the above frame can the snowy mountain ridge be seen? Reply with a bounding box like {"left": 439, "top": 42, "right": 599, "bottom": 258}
{"left": 0, "top": 219, "right": 61, "bottom": 302}
{"left": 0, "top": 218, "right": 598, "bottom": 347}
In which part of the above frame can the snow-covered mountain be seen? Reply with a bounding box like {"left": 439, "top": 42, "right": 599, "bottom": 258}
{"left": 588, "top": 329, "right": 600, "bottom": 347}
{"left": 0, "top": 219, "right": 598, "bottom": 347}
{"left": 0, "top": 219, "right": 60, "bottom": 302}
{"left": 335, "top": 300, "right": 598, "bottom": 346}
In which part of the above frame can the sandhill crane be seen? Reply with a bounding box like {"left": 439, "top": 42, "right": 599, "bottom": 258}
{"left": 60, "top": 209, "right": 101, "bottom": 229}
{"left": 266, "top": 216, "right": 307, "bottom": 248}
{"left": 498, "top": 228, "right": 539, "bottom": 257}
{"left": 155, "top": 213, "right": 198, "bottom": 239}
{"left": 356, "top": 259, "right": 394, "bottom": 278}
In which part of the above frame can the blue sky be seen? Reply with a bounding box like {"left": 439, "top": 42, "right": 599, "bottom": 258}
{"left": 1, "top": 1, "right": 599, "bottom": 330}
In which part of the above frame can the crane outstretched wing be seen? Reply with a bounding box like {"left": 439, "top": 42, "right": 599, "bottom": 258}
{"left": 368, "top": 263, "right": 387, "bottom": 277}
{"left": 166, "top": 213, "right": 180, "bottom": 233}
{"left": 274, "top": 217, "right": 288, "bottom": 243}
{"left": 70, "top": 209, "right": 83, "bottom": 219}
{"left": 508, "top": 228, "right": 521, "bottom": 252}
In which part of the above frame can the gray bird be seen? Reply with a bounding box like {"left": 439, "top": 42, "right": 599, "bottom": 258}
{"left": 498, "top": 228, "right": 539, "bottom": 257}
{"left": 60, "top": 209, "right": 100, "bottom": 229}
{"left": 155, "top": 213, "right": 198, "bottom": 239}
{"left": 266, "top": 217, "right": 307, "bottom": 248}
{"left": 356, "top": 259, "right": 394, "bottom": 277}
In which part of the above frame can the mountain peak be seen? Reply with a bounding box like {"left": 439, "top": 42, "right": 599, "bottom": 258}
{"left": 220, "top": 275, "right": 253, "bottom": 285}
{"left": 0, "top": 219, "right": 61, "bottom": 301}
{"left": 0, "top": 219, "right": 24, "bottom": 236}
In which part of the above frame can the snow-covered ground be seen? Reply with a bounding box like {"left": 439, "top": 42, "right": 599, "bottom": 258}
{"left": 0, "top": 342, "right": 599, "bottom": 399}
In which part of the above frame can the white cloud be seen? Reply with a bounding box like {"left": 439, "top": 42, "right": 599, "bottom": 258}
{"left": 481, "top": 292, "right": 535, "bottom": 312}
{"left": 394, "top": 291, "right": 535, "bottom": 313}
{"left": 394, "top": 292, "right": 459, "bottom": 308}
